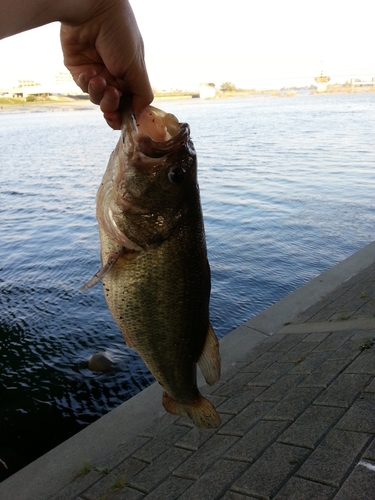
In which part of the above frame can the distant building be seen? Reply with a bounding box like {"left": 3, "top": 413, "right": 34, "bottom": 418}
{"left": 315, "top": 74, "right": 330, "bottom": 92}
{"left": 199, "top": 83, "right": 216, "bottom": 99}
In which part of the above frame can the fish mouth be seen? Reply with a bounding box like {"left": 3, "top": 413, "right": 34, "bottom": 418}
{"left": 121, "top": 98, "right": 194, "bottom": 160}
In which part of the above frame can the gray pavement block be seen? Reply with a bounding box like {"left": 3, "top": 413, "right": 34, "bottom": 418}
{"left": 173, "top": 434, "right": 239, "bottom": 480}
{"left": 231, "top": 442, "right": 309, "bottom": 498}
{"left": 139, "top": 412, "right": 179, "bottom": 438}
{"left": 298, "top": 358, "right": 351, "bottom": 388}
{"left": 143, "top": 475, "right": 194, "bottom": 500}
{"left": 132, "top": 423, "right": 190, "bottom": 463}
{"left": 127, "top": 446, "right": 192, "bottom": 494}
{"left": 269, "top": 334, "right": 308, "bottom": 352}
{"left": 220, "top": 491, "right": 253, "bottom": 500}
{"left": 242, "top": 350, "right": 284, "bottom": 373}
{"left": 314, "top": 373, "right": 372, "bottom": 408}
{"left": 364, "top": 378, "right": 375, "bottom": 393}
{"left": 218, "top": 401, "right": 276, "bottom": 437}
{"left": 312, "top": 330, "right": 355, "bottom": 351}
{"left": 290, "top": 351, "right": 331, "bottom": 374}
{"left": 83, "top": 457, "right": 147, "bottom": 500}
{"left": 174, "top": 413, "right": 233, "bottom": 451}
{"left": 212, "top": 370, "right": 260, "bottom": 397}
{"left": 177, "top": 459, "right": 248, "bottom": 500}
{"left": 49, "top": 470, "right": 104, "bottom": 500}
{"left": 336, "top": 392, "right": 375, "bottom": 434}
{"left": 216, "top": 385, "right": 267, "bottom": 415}
{"left": 278, "top": 405, "right": 345, "bottom": 450}
{"left": 296, "top": 429, "right": 372, "bottom": 488}
{"left": 255, "top": 374, "right": 308, "bottom": 402}
{"left": 344, "top": 348, "right": 375, "bottom": 375}
{"left": 302, "top": 332, "right": 330, "bottom": 342}
{"left": 95, "top": 436, "right": 151, "bottom": 472}
{"left": 108, "top": 486, "right": 145, "bottom": 499}
{"left": 247, "top": 361, "right": 295, "bottom": 387}
{"left": 263, "top": 387, "right": 322, "bottom": 422}
{"left": 334, "top": 460, "right": 375, "bottom": 500}
{"left": 363, "top": 437, "right": 375, "bottom": 461}
{"left": 224, "top": 420, "right": 288, "bottom": 463}
{"left": 273, "top": 476, "right": 336, "bottom": 500}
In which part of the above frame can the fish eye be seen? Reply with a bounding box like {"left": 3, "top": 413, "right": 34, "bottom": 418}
{"left": 168, "top": 166, "right": 186, "bottom": 184}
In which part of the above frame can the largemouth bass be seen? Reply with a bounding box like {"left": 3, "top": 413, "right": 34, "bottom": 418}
{"left": 84, "top": 99, "right": 221, "bottom": 428}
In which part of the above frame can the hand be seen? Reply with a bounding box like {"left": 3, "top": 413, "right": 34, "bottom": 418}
{"left": 60, "top": 0, "right": 153, "bottom": 129}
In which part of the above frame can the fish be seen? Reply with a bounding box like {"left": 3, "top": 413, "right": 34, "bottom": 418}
{"left": 83, "top": 98, "right": 221, "bottom": 428}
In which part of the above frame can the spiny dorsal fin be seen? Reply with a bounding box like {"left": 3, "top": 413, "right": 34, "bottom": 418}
{"left": 197, "top": 323, "right": 221, "bottom": 386}
{"left": 81, "top": 247, "right": 123, "bottom": 291}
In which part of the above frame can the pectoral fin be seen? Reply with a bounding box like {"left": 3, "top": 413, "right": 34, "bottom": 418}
{"left": 197, "top": 323, "right": 221, "bottom": 386}
{"left": 81, "top": 247, "right": 124, "bottom": 290}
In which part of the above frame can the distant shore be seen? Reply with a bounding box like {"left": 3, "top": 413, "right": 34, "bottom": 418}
{"left": 1, "top": 85, "right": 374, "bottom": 114}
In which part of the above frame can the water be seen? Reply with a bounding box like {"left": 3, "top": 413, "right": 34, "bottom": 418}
{"left": 0, "top": 93, "right": 374, "bottom": 478}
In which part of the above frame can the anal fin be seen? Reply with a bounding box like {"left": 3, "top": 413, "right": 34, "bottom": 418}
{"left": 197, "top": 323, "right": 221, "bottom": 386}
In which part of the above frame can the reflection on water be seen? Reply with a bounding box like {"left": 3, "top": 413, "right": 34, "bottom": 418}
{"left": 0, "top": 93, "right": 374, "bottom": 477}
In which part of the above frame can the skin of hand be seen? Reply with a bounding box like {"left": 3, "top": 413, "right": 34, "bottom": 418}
{"left": 60, "top": 0, "right": 153, "bottom": 129}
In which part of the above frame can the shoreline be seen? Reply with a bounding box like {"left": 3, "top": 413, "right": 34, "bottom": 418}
{"left": 1, "top": 88, "right": 374, "bottom": 115}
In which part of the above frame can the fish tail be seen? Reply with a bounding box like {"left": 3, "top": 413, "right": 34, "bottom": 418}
{"left": 162, "top": 391, "right": 221, "bottom": 429}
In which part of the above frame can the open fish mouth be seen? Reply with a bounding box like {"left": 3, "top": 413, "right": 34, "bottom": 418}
{"left": 122, "top": 101, "right": 195, "bottom": 161}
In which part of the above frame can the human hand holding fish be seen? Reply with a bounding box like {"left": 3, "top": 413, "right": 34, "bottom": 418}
{"left": 0, "top": 0, "right": 153, "bottom": 128}
{"left": 83, "top": 99, "right": 222, "bottom": 428}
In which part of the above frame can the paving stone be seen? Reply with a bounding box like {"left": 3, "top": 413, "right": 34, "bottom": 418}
{"left": 255, "top": 374, "right": 307, "bottom": 402}
{"left": 247, "top": 361, "right": 295, "bottom": 387}
{"left": 313, "top": 331, "right": 354, "bottom": 352}
{"left": 290, "top": 351, "right": 331, "bottom": 374}
{"left": 139, "top": 412, "right": 179, "bottom": 438}
{"left": 217, "top": 385, "right": 267, "bottom": 415}
{"left": 296, "top": 429, "right": 371, "bottom": 488}
{"left": 83, "top": 457, "right": 147, "bottom": 500}
{"left": 212, "top": 371, "right": 260, "bottom": 397}
{"left": 221, "top": 491, "right": 252, "bottom": 500}
{"left": 49, "top": 470, "right": 104, "bottom": 500}
{"left": 363, "top": 436, "right": 375, "bottom": 461}
{"left": 314, "top": 373, "right": 372, "bottom": 408}
{"left": 224, "top": 420, "right": 288, "bottom": 463}
{"left": 173, "top": 434, "right": 239, "bottom": 480}
{"left": 177, "top": 458, "right": 248, "bottom": 500}
{"left": 278, "top": 405, "right": 344, "bottom": 450}
{"left": 302, "top": 332, "right": 330, "bottom": 343}
{"left": 334, "top": 460, "right": 375, "bottom": 500}
{"left": 269, "top": 334, "right": 307, "bottom": 352}
{"left": 175, "top": 413, "right": 233, "bottom": 451}
{"left": 273, "top": 476, "right": 336, "bottom": 500}
{"left": 242, "top": 351, "right": 283, "bottom": 373}
{"left": 218, "top": 401, "right": 276, "bottom": 436}
{"left": 336, "top": 392, "right": 375, "bottom": 434}
{"left": 327, "top": 344, "right": 361, "bottom": 361}
{"left": 95, "top": 436, "right": 150, "bottom": 471}
{"left": 263, "top": 387, "right": 322, "bottom": 422}
{"left": 144, "top": 475, "right": 193, "bottom": 500}
{"left": 109, "top": 486, "right": 145, "bottom": 499}
{"left": 132, "top": 423, "right": 190, "bottom": 462}
{"left": 344, "top": 349, "right": 375, "bottom": 375}
{"left": 278, "top": 341, "right": 319, "bottom": 364}
{"left": 232, "top": 443, "right": 309, "bottom": 498}
{"left": 128, "top": 446, "right": 192, "bottom": 494}
{"left": 298, "top": 358, "right": 350, "bottom": 388}
{"left": 364, "top": 378, "right": 375, "bottom": 393}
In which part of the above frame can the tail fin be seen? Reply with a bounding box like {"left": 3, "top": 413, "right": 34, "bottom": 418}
{"left": 162, "top": 391, "right": 221, "bottom": 429}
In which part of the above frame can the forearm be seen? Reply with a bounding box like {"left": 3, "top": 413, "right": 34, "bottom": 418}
{"left": 0, "top": 0, "right": 114, "bottom": 39}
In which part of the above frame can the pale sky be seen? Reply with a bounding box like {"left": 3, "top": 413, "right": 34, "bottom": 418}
{"left": 0, "top": 0, "right": 374, "bottom": 90}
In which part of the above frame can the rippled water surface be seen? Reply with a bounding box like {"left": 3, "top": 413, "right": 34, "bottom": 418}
{"left": 0, "top": 93, "right": 374, "bottom": 477}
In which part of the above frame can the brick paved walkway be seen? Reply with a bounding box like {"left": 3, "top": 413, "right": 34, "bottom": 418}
{"left": 50, "top": 261, "right": 375, "bottom": 500}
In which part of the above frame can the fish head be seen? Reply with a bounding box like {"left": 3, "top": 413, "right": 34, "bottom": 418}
{"left": 97, "top": 99, "right": 202, "bottom": 250}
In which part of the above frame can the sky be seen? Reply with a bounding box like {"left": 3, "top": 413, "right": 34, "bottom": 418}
{"left": 0, "top": 0, "right": 374, "bottom": 91}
